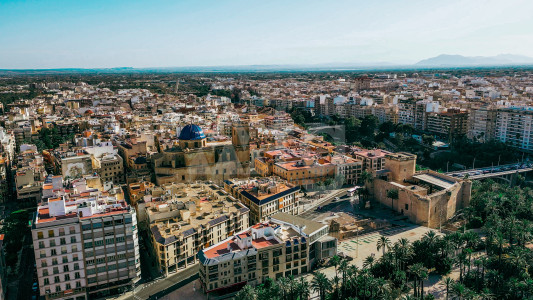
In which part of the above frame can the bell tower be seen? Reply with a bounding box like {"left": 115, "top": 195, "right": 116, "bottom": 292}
{"left": 231, "top": 123, "right": 250, "bottom": 175}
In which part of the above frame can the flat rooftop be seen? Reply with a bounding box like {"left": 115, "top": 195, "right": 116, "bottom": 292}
{"left": 413, "top": 173, "right": 455, "bottom": 189}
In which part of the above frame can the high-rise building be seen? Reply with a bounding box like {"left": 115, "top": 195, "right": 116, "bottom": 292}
{"left": 467, "top": 106, "right": 497, "bottom": 142}
{"left": 32, "top": 175, "right": 140, "bottom": 300}
{"left": 495, "top": 106, "right": 533, "bottom": 151}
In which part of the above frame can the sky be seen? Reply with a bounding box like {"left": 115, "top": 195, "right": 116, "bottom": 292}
{"left": 1, "top": 0, "right": 533, "bottom": 69}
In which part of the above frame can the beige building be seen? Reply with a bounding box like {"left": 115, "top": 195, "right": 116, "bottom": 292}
{"left": 148, "top": 183, "right": 249, "bottom": 275}
{"left": 198, "top": 213, "right": 337, "bottom": 298}
{"left": 224, "top": 177, "right": 301, "bottom": 224}
{"left": 14, "top": 144, "right": 46, "bottom": 203}
{"left": 92, "top": 153, "right": 124, "bottom": 184}
{"left": 371, "top": 152, "right": 472, "bottom": 228}
{"left": 153, "top": 123, "right": 250, "bottom": 185}
{"left": 353, "top": 149, "right": 389, "bottom": 172}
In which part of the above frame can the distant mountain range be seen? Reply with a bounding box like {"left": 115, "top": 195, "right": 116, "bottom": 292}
{"left": 1, "top": 54, "right": 533, "bottom": 74}
{"left": 415, "top": 54, "right": 533, "bottom": 67}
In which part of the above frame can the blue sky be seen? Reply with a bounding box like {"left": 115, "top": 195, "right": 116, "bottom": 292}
{"left": 1, "top": 0, "right": 533, "bottom": 69}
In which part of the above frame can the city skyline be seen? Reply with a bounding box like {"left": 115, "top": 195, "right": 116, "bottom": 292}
{"left": 1, "top": 0, "right": 533, "bottom": 69}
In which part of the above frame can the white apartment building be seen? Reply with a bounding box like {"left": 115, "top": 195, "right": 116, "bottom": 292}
{"left": 495, "top": 106, "right": 533, "bottom": 151}
{"left": 32, "top": 176, "right": 140, "bottom": 300}
{"left": 467, "top": 106, "right": 497, "bottom": 142}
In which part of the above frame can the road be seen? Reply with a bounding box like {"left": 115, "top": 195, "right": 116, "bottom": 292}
{"left": 299, "top": 188, "right": 348, "bottom": 218}
{"left": 115, "top": 265, "right": 199, "bottom": 300}
{"left": 17, "top": 230, "right": 35, "bottom": 300}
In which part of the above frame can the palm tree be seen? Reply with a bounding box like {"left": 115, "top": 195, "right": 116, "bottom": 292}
{"left": 376, "top": 236, "right": 391, "bottom": 256}
{"left": 441, "top": 277, "right": 454, "bottom": 300}
{"left": 296, "top": 277, "right": 310, "bottom": 300}
{"left": 310, "top": 272, "right": 331, "bottom": 300}
{"left": 330, "top": 255, "right": 341, "bottom": 279}
{"left": 363, "top": 255, "right": 375, "bottom": 269}
{"left": 451, "top": 282, "right": 467, "bottom": 300}
{"left": 360, "top": 170, "right": 373, "bottom": 186}
{"left": 236, "top": 284, "right": 257, "bottom": 300}
{"left": 339, "top": 258, "right": 349, "bottom": 297}
{"left": 386, "top": 188, "right": 399, "bottom": 211}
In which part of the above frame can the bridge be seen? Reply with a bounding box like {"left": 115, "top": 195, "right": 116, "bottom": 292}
{"left": 307, "top": 124, "right": 345, "bottom": 142}
{"left": 445, "top": 162, "right": 533, "bottom": 183}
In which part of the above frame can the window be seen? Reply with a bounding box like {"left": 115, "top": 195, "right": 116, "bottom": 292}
{"left": 51, "top": 249, "right": 57, "bottom": 256}
{"left": 43, "top": 269, "right": 49, "bottom": 276}
{"left": 38, "top": 241, "right": 45, "bottom": 248}
{"left": 405, "top": 204, "right": 409, "bottom": 210}
{"left": 40, "top": 250, "right": 46, "bottom": 258}
{"left": 66, "top": 283, "right": 71, "bottom": 290}
{"left": 50, "top": 240, "right": 56, "bottom": 247}
{"left": 76, "top": 281, "right": 81, "bottom": 288}
{"left": 69, "top": 226, "right": 76, "bottom": 234}
{"left": 71, "top": 236, "right": 77, "bottom": 243}
{"left": 48, "top": 230, "right": 55, "bottom": 238}
{"left": 74, "top": 263, "right": 80, "bottom": 270}
{"left": 59, "top": 228, "right": 65, "bottom": 236}
{"left": 65, "top": 274, "right": 70, "bottom": 281}
{"left": 41, "top": 260, "right": 47, "bottom": 267}
{"left": 54, "top": 276, "right": 60, "bottom": 283}
{"left": 52, "top": 258, "right": 58, "bottom": 265}
{"left": 55, "top": 285, "right": 61, "bottom": 292}
{"left": 44, "top": 278, "right": 49, "bottom": 285}
{"left": 72, "top": 245, "right": 78, "bottom": 252}
{"left": 53, "top": 267, "right": 59, "bottom": 274}
{"left": 38, "top": 232, "right": 44, "bottom": 239}
{"left": 63, "top": 265, "right": 69, "bottom": 272}
{"left": 61, "top": 246, "right": 67, "bottom": 254}
{"left": 75, "top": 272, "right": 81, "bottom": 279}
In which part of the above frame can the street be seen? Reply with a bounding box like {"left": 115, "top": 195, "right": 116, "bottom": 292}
{"left": 114, "top": 264, "right": 199, "bottom": 300}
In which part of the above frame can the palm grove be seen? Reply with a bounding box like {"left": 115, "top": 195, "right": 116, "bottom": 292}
{"left": 235, "top": 179, "right": 533, "bottom": 300}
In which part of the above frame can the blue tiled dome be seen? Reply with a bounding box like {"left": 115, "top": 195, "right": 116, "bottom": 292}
{"left": 178, "top": 124, "right": 206, "bottom": 140}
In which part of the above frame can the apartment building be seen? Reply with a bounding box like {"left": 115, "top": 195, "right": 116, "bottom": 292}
{"left": 353, "top": 149, "right": 389, "bottom": 172}
{"left": 495, "top": 106, "right": 533, "bottom": 151}
{"left": 148, "top": 183, "right": 249, "bottom": 275}
{"left": 224, "top": 177, "right": 301, "bottom": 224}
{"left": 14, "top": 144, "right": 46, "bottom": 202}
{"left": 426, "top": 109, "right": 469, "bottom": 142}
{"left": 272, "top": 158, "right": 336, "bottom": 189}
{"left": 198, "top": 213, "right": 337, "bottom": 298}
{"left": 92, "top": 153, "right": 124, "bottom": 184}
{"left": 328, "top": 155, "right": 363, "bottom": 185}
{"left": 264, "top": 113, "right": 294, "bottom": 131}
{"left": 32, "top": 175, "right": 140, "bottom": 300}
{"left": 397, "top": 99, "right": 416, "bottom": 126}
{"left": 468, "top": 106, "right": 497, "bottom": 142}
{"left": 52, "top": 149, "right": 93, "bottom": 180}
{"left": 84, "top": 142, "right": 125, "bottom": 184}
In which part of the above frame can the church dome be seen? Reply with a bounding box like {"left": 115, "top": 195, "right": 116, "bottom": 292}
{"left": 178, "top": 124, "right": 206, "bottom": 140}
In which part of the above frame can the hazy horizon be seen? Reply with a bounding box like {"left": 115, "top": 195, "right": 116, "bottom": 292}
{"left": 1, "top": 0, "right": 533, "bottom": 69}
